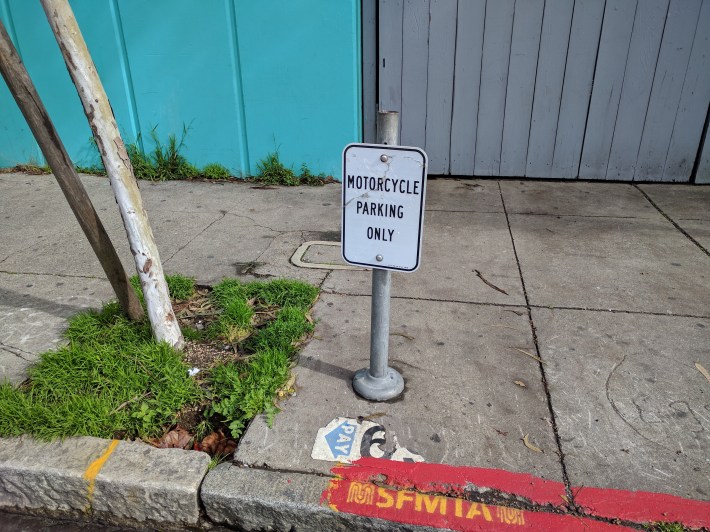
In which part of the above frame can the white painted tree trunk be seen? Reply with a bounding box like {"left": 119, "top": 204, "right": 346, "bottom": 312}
{"left": 41, "top": 0, "right": 183, "bottom": 349}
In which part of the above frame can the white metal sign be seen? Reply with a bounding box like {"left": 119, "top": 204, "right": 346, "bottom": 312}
{"left": 341, "top": 143, "right": 428, "bottom": 272}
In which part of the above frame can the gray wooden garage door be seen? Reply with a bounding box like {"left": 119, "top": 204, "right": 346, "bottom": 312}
{"left": 377, "top": 0, "right": 710, "bottom": 182}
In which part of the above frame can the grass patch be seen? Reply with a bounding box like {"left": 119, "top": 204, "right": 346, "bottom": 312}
{"left": 0, "top": 277, "right": 318, "bottom": 451}
{"left": 649, "top": 523, "right": 687, "bottom": 532}
{"left": 4, "top": 130, "right": 337, "bottom": 185}
{"left": 3, "top": 129, "right": 336, "bottom": 185}
{"left": 255, "top": 151, "right": 299, "bottom": 186}
{"left": 254, "top": 152, "right": 333, "bottom": 186}
{"left": 202, "top": 163, "right": 230, "bottom": 180}
{"left": 127, "top": 126, "right": 200, "bottom": 181}
{"left": 1, "top": 163, "right": 51, "bottom": 175}
{"left": 0, "top": 302, "right": 201, "bottom": 440}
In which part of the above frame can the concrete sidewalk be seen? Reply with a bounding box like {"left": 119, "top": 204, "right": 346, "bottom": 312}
{"left": 0, "top": 172, "right": 708, "bottom": 530}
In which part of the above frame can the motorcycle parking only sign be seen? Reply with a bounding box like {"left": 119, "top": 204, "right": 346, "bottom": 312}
{"left": 341, "top": 144, "right": 427, "bottom": 272}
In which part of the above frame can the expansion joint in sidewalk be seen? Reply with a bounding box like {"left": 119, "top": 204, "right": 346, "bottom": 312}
{"left": 529, "top": 304, "right": 709, "bottom": 320}
{"left": 498, "top": 182, "right": 575, "bottom": 504}
{"left": 0, "top": 270, "right": 101, "bottom": 280}
{"left": 634, "top": 184, "right": 710, "bottom": 257}
{"left": 320, "top": 289, "right": 529, "bottom": 310}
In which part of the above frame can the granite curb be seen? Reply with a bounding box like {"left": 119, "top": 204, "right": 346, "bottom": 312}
{"left": 0, "top": 436, "right": 211, "bottom": 530}
{"left": 0, "top": 435, "right": 440, "bottom": 531}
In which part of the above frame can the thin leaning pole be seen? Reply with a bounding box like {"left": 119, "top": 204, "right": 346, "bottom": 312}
{"left": 0, "top": 20, "right": 144, "bottom": 321}
{"left": 41, "top": 0, "right": 183, "bottom": 348}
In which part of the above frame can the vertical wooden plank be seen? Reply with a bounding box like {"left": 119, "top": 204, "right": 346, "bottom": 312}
{"left": 635, "top": 0, "right": 702, "bottom": 181}
{"left": 500, "top": 0, "right": 544, "bottom": 177}
{"left": 606, "top": 0, "right": 668, "bottom": 180}
{"left": 449, "top": 0, "right": 485, "bottom": 175}
{"left": 663, "top": 0, "right": 710, "bottom": 181}
{"left": 526, "top": 0, "right": 574, "bottom": 178}
{"left": 579, "top": 0, "right": 636, "bottom": 179}
{"left": 400, "top": 0, "right": 429, "bottom": 148}
{"left": 362, "top": 0, "right": 378, "bottom": 143}
{"left": 378, "top": 0, "right": 403, "bottom": 114}
{"left": 551, "top": 0, "right": 606, "bottom": 179}
{"left": 424, "top": 0, "right": 458, "bottom": 174}
{"left": 474, "top": 0, "right": 514, "bottom": 176}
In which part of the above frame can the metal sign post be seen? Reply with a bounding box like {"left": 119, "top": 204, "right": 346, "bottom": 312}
{"left": 342, "top": 111, "right": 427, "bottom": 401}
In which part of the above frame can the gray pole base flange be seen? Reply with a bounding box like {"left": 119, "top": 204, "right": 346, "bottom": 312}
{"left": 352, "top": 367, "right": 404, "bottom": 401}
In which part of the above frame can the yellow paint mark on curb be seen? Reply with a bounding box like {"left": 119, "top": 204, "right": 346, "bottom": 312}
{"left": 83, "top": 439, "right": 119, "bottom": 503}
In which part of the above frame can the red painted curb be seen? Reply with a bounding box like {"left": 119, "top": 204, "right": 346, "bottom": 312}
{"left": 574, "top": 487, "right": 710, "bottom": 530}
{"left": 324, "top": 458, "right": 710, "bottom": 529}
{"left": 330, "top": 458, "right": 568, "bottom": 507}
{"left": 323, "top": 478, "right": 633, "bottom": 531}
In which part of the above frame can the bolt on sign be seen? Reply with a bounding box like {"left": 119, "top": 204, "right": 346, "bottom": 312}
{"left": 341, "top": 144, "right": 428, "bottom": 272}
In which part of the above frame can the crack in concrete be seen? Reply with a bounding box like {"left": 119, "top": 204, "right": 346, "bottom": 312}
{"left": 529, "top": 304, "right": 710, "bottom": 320}
{"left": 252, "top": 235, "right": 280, "bottom": 265}
{"left": 319, "top": 290, "right": 710, "bottom": 320}
{"left": 634, "top": 185, "right": 710, "bottom": 258}
{"left": 425, "top": 208, "right": 504, "bottom": 214}
{"left": 225, "top": 212, "right": 285, "bottom": 234}
{"left": 507, "top": 212, "right": 651, "bottom": 220}
{"left": 498, "top": 182, "right": 576, "bottom": 505}
{"left": 0, "top": 342, "right": 34, "bottom": 361}
{"left": 163, "top": 211, "right": 229, "bottom": 263}
{"left": 604, "top": 355, "right": 660, "bottom": 448}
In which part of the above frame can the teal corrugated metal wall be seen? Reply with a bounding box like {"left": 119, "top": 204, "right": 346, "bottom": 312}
{"left": 0, "top": 0, "right": 362, "bottom": 177}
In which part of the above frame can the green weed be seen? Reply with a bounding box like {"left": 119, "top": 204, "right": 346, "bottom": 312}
{"left": 208, "top": 453, "right": 229, "bottom": 471}
{"left": 650, "top": 523, "right": 687, "bottom": 532}
{"left": 165, "top": 274, "right": 196, "bottom": 301}
{"left": 126, "top": 126, "right": 199, "bottom": 181}
{"left": 255, "top": 151, "right": 299, "bottom": 186}
{"left": 211, "top": 278, "right": 248, "bottom": 309}
{"left": 75, "top": 165, "right": 107, "bottom": 175}
{"left": 202, "top": 163, "right": 231, "bottom": 179}
{"left": 298, "top": 163, "right": 329, "bottom": 186}
{"left": 129, "top": 274, "right": 195, "bottom": 305}
{"left": 245, "top": 279, "right": 319, "bottom": 311}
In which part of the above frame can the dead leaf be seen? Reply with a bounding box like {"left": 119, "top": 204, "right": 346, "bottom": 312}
{"left": 390, "top": 331, "right": 415, "bottom": 341}
{"left": 695, "top": 362, "right": 710, "bottom": 384}
{"left": 152, "top": 428, "right": 193, "bottom": 450}
{"left": 522, "top": 434, "right": 543, "bottom": 453}
{"left": 277, "top": 373, "right": 297, "bottom": 398}
{"left": 473, "top": 270, "right": 509, "bottom": 295}
{"left": 508, "top": 347, "right": 544, "bottom": 363}
{"left": 514, "top": 380, "right": 527, "bottom": 388}
{"left": 201, "top": 430, "right": 237, "bottom": 457}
